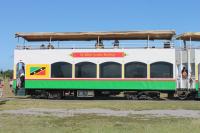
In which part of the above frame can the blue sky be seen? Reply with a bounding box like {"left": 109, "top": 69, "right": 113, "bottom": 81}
{"left": 0, "top": 0, "right": 200, "bottom": 70}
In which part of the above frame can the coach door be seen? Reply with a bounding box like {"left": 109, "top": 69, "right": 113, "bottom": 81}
{"left": 16, "top": 62, "right": 25, "bottom": 89}
{"left": 177, "top": 49, "right": 187, "bottom": 89}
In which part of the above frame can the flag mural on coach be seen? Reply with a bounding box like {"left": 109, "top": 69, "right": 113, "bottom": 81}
{"left": 26, "top": 64, "right": 50, "bottom": 79}
{"left": 30, "top": 67, "right": 46, "bottom": 75}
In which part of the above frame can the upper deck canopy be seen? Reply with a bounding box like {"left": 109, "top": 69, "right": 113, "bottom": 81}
{"left": 176, "top": 32, "right": 200, "bottom": 41}
{"left": 15, "top": 30, "right": 175, "bottom": 41}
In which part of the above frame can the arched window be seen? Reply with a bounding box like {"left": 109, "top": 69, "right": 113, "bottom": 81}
{"left": 75, "top": 62, "right": 96, "bottom": 78}
{"left": 51, "top": 62, "right": 72, "bottom": 78}
{"left": 150, "top": 62, "right": 173, "bottom": 78}
{"left": 125, "top": 62, "right": 147, "bottom": 78}
{"left": 100, "top": 62, "right": 121, "bottom": 78}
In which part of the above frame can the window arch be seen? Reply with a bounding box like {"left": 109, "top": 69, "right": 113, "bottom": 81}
{"left": 125, "top": 62, "right": 147, "bottom": 78}
{"left": 100, "top": 62, "right": 121, "bottom": 78}
{"left": 150, "top": 62, "right": 173, "bottom": 78}
{"left": 51, "top": 62, "right": 72, "bottom": 78}
{"left": 75, "top": 62, "right": 96, "bottom": 78}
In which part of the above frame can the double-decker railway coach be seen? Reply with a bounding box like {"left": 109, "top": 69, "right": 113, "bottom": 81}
{"left": 12, "top": 30, "right": 200, "bottom": 99}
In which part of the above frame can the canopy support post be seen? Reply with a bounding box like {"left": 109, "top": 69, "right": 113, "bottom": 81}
{"left": 49, "top": 37, "right": 52, "bottom": 44}
{"left": 23, "top": 39, "right": 26, "bottom": 49}
{"left": 98, "top": 36, "right": 100, "bottom": 45}
{"left": 147, "top": 35, "right": 149, "bottom": 48}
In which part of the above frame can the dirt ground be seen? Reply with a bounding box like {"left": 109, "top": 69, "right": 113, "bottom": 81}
{"left": 1, "top": 108, "right": 200, "bottom": 118}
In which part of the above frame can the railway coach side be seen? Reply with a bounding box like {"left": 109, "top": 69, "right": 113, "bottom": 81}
{"left": 13, "top": 31, "right": 177, "bottom": 99}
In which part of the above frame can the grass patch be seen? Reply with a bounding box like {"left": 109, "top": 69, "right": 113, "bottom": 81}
{"left": 1, "top": 78, "right": 200, "bottom": 132}
{"left": 1, "top": 99, "right": 200, "bottom": 111}
{"left": 0, "top": 114, "right": 200, "bottom": 133}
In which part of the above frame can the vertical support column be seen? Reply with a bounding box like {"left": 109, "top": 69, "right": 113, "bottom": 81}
{"left": 97, "top": 36, "right": 100, "bottom": 46}
{"left": 72, "top": 64, "right": 75, "bottom": 79}
{"left": 187, "top": 36, "right": 192, "bottom": 89}
{"left": 49, "top": 36, "right": 52, "bottom": 44}
{"left": 188, "top": 48, "right": 190, "bottom": 89}
{"left": 180, "top": 40, "right": 182, "bottom": 89}
{"left": 48, "top": 64, "right": 51, "bottom": 78}
{"left": 97, "top": 63, "right": 99, "bottom": 79}
{"left": 122, "top": 64, "right": 125, "bottom": 79}
{"left": 147, "top": 64, "right": 150, "bottom": 79}
{"left": 23, "top": 39, "right": 25, "bottom": 48}
{"left": 196, "top": 64, "right": 198, "bottom": 81}
{"left": 147, "top": 35, "right": 149, "bottom": 48}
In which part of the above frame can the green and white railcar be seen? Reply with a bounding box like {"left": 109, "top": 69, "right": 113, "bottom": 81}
{"left": 12, "top": 31, "right": 200, "bottom": 99}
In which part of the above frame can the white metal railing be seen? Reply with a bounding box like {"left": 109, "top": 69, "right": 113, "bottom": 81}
{"left": 16, "top": 42, "right": 174, "bottom": 50}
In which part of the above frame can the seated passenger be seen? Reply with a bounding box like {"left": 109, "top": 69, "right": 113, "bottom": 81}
{"left": 47, "top": 43, "right": 54, "bottom": 49}
{"left": 95, "top": 40, "right": 104, "bottom": 49}
{"left": 113, "top": 40, "right": 119, "bottom": 48}
{"left": 40, "top": 44, "right": 46, "bottom": 49}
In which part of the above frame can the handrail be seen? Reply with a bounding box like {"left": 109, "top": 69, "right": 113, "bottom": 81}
{"left": 16, "top": 42, "right": 175, "bottom": 50}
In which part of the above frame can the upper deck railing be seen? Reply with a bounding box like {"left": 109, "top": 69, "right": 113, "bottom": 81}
{"left": 16, "top": 42, "right": 175, "bottom": 50}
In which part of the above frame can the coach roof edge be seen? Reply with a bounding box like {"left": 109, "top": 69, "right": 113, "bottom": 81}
{"left": 15, "top": 30, "right": 176, "bottom": 42}
{"left": 176, "top": 32, "right": 200, "bottom": 41}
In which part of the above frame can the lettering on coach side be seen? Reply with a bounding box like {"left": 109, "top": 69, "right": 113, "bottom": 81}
{"left": 71, "top": 52, "right": 126, "bottom": 58}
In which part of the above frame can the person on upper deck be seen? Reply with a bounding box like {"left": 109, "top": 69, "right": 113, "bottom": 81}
{"left": 95, "top": 40, "right": 104, "bottom": 49}
{"left": 113, "top": 40, "right": 119, "bottom": 48}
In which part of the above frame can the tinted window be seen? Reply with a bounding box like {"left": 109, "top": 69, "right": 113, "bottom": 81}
{"left": 125, "top": 62, "right": 147, "bottom": 78}
{"left": 150, "top": 62, "right": 173, "bottom": 78}
{"left": 51, "top": 62, "right": 72, "bottom": 78}
{"left": 100, "top": 62, "right": 121, "bottom": 78}
{"left": 75, "top": 62, "right": 96, "bottom": 78}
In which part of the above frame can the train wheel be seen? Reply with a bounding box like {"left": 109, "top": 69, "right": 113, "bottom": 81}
{"left": 177, "top": 91, "right": 189, "bottom": 100}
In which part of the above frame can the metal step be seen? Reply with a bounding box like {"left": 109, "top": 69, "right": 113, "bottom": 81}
{"left": 16, "top": 88, "right": 26, "bottom": 96}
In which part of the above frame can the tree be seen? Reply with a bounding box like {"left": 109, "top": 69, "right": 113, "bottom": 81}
{"left": 0, "top": 69, "right": 13, "bottom": 79}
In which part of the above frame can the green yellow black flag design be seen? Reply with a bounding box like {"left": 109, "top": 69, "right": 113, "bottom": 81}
{"left": 30, "top": 67, "right": 46, "bottom": 75}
